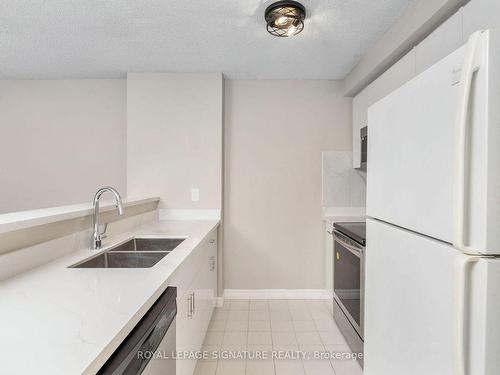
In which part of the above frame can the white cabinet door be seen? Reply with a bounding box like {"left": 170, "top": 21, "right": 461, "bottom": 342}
{"left": 415, "top": 10, "right": 463, "bottom": 74}
{"left": 352, "top": 49, "right": 416, "bottom": 168}
{"left": 324, "top": 223, "right": 333, "bottom": 290}
{"left": 175, "top": 229, "right": 218, "bottom": 375}
{"left": 193, "top": 233, "right": 217, "bottom": 351}
{"left": 463, "top": 0, "right": 500, "bottom": 40}
{"left": 176, "top": 289, "right": 197, "bottom": 375}
{"left": 208, "top": 234, "right": 217, "bottom": 308}
{"left": 191, "top": 265, "right": 207, "bottom": 355}
{"left": 202, "top": 234, "right": 217, "bottom": 320}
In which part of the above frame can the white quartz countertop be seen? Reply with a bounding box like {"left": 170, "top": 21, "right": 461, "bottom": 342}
{"left": 0, "top": 219, "right": 219, "bottom": 375}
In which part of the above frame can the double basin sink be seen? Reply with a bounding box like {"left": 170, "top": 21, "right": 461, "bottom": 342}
{"left": 70, "top": 238, "right": 185, "bottom": 269}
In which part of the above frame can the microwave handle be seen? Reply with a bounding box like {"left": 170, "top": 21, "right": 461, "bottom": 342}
{"left": 453, "top": 30, "right": 483, "bottom": 375}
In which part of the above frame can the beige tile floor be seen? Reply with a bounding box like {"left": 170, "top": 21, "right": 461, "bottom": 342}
{"left": 194, "top": 299, "right": 363, "bottom": 375}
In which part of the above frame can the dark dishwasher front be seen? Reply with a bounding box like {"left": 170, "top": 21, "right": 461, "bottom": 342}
{"left": 98, "top": 287, "right": 177, "bottom": 375}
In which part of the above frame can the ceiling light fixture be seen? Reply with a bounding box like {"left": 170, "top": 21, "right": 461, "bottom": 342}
{"left": 265, "top": 1, "right": 306, "bottom": 37}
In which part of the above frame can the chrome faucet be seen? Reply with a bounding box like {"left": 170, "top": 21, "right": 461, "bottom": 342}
{"left": 91, "top": 187, "right": 124, "bottom": 249}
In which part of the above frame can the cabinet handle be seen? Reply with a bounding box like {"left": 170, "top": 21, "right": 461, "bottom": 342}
{"left": 191, "top": 292, "right": 195, "bottom": 315}
{"left": 187, "top": 292, "right": 195, "bottom": 318}
{"left": 187, "top": 294, "right": 193, "bottom": 318}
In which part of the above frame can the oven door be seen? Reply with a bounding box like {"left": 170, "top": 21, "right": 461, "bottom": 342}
{"left": 333, "top": 230, "right": 365, "bottom": 339}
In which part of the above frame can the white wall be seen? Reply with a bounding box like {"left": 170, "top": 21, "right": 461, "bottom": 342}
{"left": 127, "top": 73, "right": 223, "bottom": 210}
{"left": 224, "top": 80, "right": 352, "bottom": 290}
{"left": 0, "top": 79, "right": 126, "bottom": 213}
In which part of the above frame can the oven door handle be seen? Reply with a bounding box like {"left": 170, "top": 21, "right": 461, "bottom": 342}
{"left": 332, "top": 230, "right": 363, "bottom": 258}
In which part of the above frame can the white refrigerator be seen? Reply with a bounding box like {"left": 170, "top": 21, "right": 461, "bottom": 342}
{"left": 365, "top": 29, "right": 500, "bottom": 375}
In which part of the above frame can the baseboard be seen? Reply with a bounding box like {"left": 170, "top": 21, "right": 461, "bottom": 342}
{"left": 326, "top": 289, "right": 334, "bottom": 299}
{"left": 223, "top": 289, "right": 331, "bottom": 300}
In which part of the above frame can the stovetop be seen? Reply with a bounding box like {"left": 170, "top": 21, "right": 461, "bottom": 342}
{"left": 333, "top": 221, "right": 366, "bottom": 246}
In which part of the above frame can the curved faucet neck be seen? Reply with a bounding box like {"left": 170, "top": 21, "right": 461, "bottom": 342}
{"left": 91, "top": 187, "right": 124, "bottom": 249}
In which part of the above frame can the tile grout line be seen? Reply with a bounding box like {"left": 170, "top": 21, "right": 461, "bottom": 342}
{"left": 307, "top": 301, "right": 337, "bottom": 375}
{"left": 267, "top": 301, "right": 277, "bottom": 375}
{"left": 293, "top": 301, "right": 308, "bottom": 375}
{"left": 245, "top": 300, "right": 250, "bottom": 375}
{"left": 213, "top": 299, "right": 229, "bottom": 375}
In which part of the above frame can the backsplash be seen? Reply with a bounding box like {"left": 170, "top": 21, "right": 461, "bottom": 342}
{"left": 322, "top": 151, "right": 366, "bottom": 207}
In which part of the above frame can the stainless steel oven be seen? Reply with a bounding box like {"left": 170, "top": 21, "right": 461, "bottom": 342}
{"left": 332, "top": 223, "right": 365, "bottom": 340}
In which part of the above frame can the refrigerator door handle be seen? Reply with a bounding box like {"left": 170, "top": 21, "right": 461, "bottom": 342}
{"left": 453, "top": 30, "right": 483, "bottom": 255}
{"left": 455, "top": 255, "right": 491, "bottom": 375}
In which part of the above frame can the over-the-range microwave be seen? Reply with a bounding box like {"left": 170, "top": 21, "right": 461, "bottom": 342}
{"left": 359, "top": 126, "right": 367, "bottom": 170}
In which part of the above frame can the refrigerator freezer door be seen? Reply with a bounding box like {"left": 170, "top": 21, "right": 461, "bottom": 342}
{"left": 365, "top": 219, "right": 500, "bottom": 375}
{"left": 367, "top": 45, "right": 464, "bottom": 244}
{"left": 367, "top": 30, "right": 500, "bottom": 254}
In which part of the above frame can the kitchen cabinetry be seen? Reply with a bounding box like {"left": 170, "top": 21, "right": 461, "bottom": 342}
{"left": 413, "top": 0, "right": 500, "bottom": 76}
{"left": 324, "top": 222, "right": 333, "bottom": 291}
{"left": 463, "top": 0, "right": 500, "bottom": 39}
{"left": 352, "top": 49, "right": 416, "bottom": 168}
{"left": 192, "top": 236, "right": 217, "bottom": 352}
{"left": 170, "top": 229, "right": 217, "bottom": 375}
{"left": 415, "top": 10, "right": 463, "bottom": 74}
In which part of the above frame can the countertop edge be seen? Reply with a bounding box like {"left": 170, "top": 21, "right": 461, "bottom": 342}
{"left": 0, "top": 196, "right": 160, "bottom": 234}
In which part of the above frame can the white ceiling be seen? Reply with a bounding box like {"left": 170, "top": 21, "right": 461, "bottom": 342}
{"left": 0, "top": 0, "right": 417, "bottom": 80}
